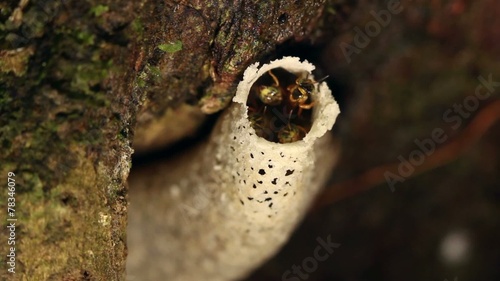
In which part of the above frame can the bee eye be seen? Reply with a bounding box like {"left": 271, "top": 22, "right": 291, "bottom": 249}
{"left": 304, "top": 84, "right": 314, "bottom": 93}
{"left": 291, "top": 89, "right": 302, "bottom": 100}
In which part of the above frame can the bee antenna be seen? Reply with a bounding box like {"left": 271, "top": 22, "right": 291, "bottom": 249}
{"left": 316, "top": 75, "right": 329, "bottom": 84}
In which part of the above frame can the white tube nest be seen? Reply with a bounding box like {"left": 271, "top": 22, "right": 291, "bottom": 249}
{"left": 127, "top": 57, "right": 340, "bottom": 281}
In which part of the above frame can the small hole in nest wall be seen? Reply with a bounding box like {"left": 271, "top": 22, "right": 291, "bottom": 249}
{"left": 278, "top": 13, "right": 288, "bottom": 24}
{"left": 247, "top": 67, "right": 322, "bottom": 143}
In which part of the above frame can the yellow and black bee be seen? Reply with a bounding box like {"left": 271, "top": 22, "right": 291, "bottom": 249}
{"left": 286, "top": 73, "right": 328, "bottom": 117}
{"left": 256, "top": 70, "right": 283, "bottom": 106}
{"left": 247, "top": 67, "right": 324, "bottom": 143}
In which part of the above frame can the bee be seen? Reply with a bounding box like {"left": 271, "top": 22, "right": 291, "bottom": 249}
{"left": 256, "top": 70, "right": 283, "bottom": 106}
{"left": 247, "top": 67, "right": 322, "bottom": 143}
{"left": 248, "top": 110, "right": 270, "bottom": 139}
{"left": 277, "top": 123, "right": 307, "bottom": 144}
{"left": 286, "top": 73, "right": 328, "bottom": 116}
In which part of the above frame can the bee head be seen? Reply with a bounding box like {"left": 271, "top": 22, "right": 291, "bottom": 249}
{"left": 258, "top": 85, "right": 283, "bottom": 105}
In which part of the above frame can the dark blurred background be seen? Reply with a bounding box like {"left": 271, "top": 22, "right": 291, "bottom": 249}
{"left": 244, "top": 0, "right": 500, "bottom": 280}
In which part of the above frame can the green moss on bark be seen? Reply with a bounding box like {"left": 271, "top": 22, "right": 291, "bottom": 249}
{"left": 1, "top": 0, "right": 137, "bottom": 279}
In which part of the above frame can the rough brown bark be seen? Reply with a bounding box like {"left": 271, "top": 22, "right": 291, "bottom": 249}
{"left": 0, "top": 0, "right": 328, "bottom": 279}
{"left": 1, "top": 0, "right": 137, "bottom": 279}
{"left": 133, "top": 0, "right": 328, "bottom": 140}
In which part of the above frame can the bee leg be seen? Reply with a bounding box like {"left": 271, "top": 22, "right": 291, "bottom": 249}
{"left": 296, "top": 125, "right": 307, "bottom": 136}
{"left": 299, "top": 101, "right": 315, "bottom": 110}
{"left": 268, "top": 70, "right": 280, "bottom": 87}
{"left": 288, "top": 108, "right": 294, "bottom": 121}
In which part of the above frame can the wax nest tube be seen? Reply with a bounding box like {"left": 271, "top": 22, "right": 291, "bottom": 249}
{"left": 127, "top": 57, "right": 341, "bottom": 281}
